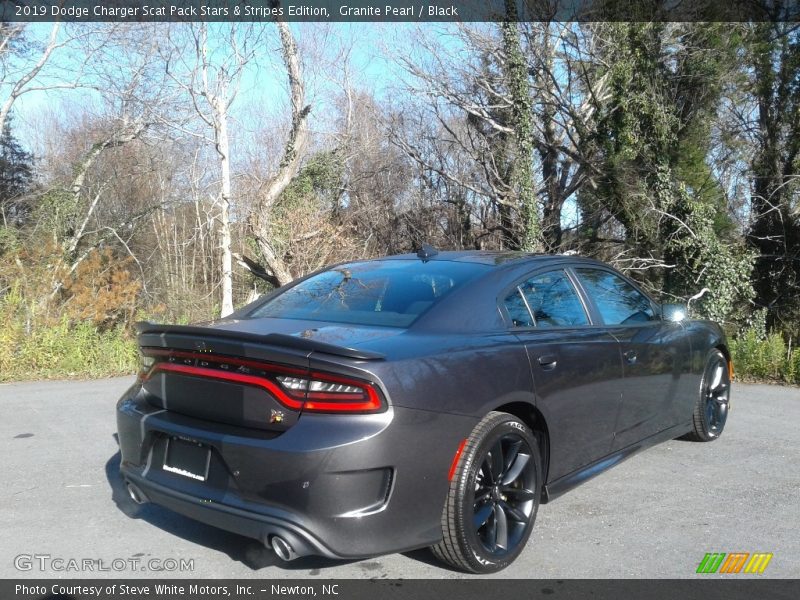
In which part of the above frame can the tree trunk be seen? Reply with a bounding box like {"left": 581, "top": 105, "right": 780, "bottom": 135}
{"left": 249, "top": 21, "right": 311, "bottom": 287}
{"left": 502, "top": 2, "right": 540, "bottom": 252}
{"left": 216, "top": 96, "right": 234, "bottom": 317}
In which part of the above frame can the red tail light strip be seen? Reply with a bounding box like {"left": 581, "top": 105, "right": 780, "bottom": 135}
{"left": 140, "top": 349, "right": 385, "bottom": 413}
{"left": 143, "top": 348, "right": 307, "bottom": 375}
{"left": 305, "top": 370, "right": 382, "bottom": 409}
{"left": 148, "top": 362, "right": 304, "bottom": 409}
{"left": 304, "top": 381, "right": 383, "bottom": 412}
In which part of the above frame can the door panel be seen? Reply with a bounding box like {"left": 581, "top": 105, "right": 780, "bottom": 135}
{"left": 501, "top": 268, "right": 624, "bottom": 481}
{"left": 606, "top": 322, "right": 690, "bottom": 447}
{"left": 572, "top": 267, "right": 690, "bottom": 448}
{"left": 516, "top": 329, "right": 624, "bottom": 481}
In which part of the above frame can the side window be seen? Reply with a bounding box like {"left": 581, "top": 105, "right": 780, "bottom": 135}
{"left": 503, "top": 270, "right": 589, "bottom": 328}
{"left": 575, "top": 268, "right": 655, "bottom": 325}
{"left": 520, "top": 271, "right": 589, "bottom": 328}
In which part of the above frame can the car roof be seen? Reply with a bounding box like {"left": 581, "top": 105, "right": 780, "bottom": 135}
{"left": 378, "top": 250, "right": 608, "bottom": 269}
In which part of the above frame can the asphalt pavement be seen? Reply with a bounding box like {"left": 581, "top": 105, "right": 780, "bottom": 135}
{"left": 1, "top": 377, "right": 798, "bottom": 579}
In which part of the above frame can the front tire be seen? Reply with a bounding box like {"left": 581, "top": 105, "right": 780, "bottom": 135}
{"left": 682, "top": 349, "right": 731, "bottom": 442}
{"left": 432, "top": 411, "right": 541, "bottom": 573}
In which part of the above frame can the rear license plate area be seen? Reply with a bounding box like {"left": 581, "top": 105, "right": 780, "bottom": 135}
{"left": 163, "top": 437, "right": 211, "bottom": 481}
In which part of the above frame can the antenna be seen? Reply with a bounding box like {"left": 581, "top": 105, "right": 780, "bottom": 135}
{"left": 416, "top": 244, "right": 439, "bottom": 261}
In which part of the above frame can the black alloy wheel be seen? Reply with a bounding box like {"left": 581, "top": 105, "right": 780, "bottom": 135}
{"left": 432, "top": 411, "right": 541, "bottom": 573}
{"left": 683, "top": 349, "right": 731, "bottom": 442}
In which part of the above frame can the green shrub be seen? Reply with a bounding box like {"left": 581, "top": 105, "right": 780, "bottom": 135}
{"left": 0, "top": 311, "right": 137, "bottom": 382}
{"left": 786, "top": 344, "right": 800, "bottom": 385}
{"left": 730, "top": 329, "right": 799, "bottom": 385}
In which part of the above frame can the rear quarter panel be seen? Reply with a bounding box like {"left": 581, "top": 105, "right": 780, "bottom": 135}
{"left": 307, "top": 333, "right": 535, "bottom": 548}
{"left": 309, "top": 332, "right": 535, "bottom": 418}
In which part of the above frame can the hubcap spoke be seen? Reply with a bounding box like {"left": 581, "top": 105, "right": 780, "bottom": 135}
{"left": 501, "top": 453, "right": 530, "bottom": 485}
{"left": 494, "top": 504, "right": 508, "bottom": 550}
{"left": 499, "top": 500, "right": 528, "bottom": 523}
{"left": 708, "top": 407, "right": 718, "bottom": 428}
{"left": 474, "top": 504, "right": 494, "bottom": 528}
{"left": 502, "top": 487, "right": 536, "bottom": 502}
{"left": 481, "top": 455, "right": 495, "bottom": 484}
{"left": 713, "top": 381, "right": 729, "bottom": 394}
{"left": 503, "top": 440, "right": 521, "bottom": 476}
{"left": 485, "top": 507, "right": 497, "bottom": 546}
{"left": 709, "top": 363, "right": 723, "bottom": 391}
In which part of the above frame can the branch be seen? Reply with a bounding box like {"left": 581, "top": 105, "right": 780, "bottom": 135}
{"left": 258, "top": 20, "right": 312, "bottom": 211}
{"left": 0, "top": 23, "right": 61, "bottom": 133}
{"left": 232, "top": 252, "right": 280, "bottom": 288}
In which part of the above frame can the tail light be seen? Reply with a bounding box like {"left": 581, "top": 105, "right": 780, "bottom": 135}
{"left": 138, "top": 354, "right": 156, "bottom": 380}
{"left": 139, "top": 348, "right": 385, "bottom": 414}
{"left": 276, "top": 373, "right": 383, "bottom": 413}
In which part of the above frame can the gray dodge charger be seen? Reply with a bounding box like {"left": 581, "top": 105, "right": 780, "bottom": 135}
{"left": 116, "top": 249, "right": 731, "bottom": 573}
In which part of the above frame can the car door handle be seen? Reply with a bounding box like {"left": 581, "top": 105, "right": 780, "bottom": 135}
{"left": 537, "top": 355, "right": 558, "bottom": 370}
{"left": 623, "top": 350, "right": 637, "bottom": 364}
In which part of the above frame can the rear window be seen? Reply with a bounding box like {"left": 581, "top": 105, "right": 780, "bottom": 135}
{"left": 248, "top": 259, "right": 489, "bottom": 327}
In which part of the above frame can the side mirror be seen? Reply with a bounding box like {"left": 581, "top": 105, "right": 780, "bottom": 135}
{"left": 661, "top": 303, "right": 687, "bottom": 322}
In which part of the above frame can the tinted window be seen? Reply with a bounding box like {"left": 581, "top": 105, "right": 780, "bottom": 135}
{"left": 504, "top": 270, "right": 589, "bottom": 328}
{"left": 575, "top": 269, "right": 655, "bottom": 325}
{"left": 249, "top": 260, "right": 489, "bottom": 327}
{"left": 503, "top": 289, "right": 534, "bottom": 327}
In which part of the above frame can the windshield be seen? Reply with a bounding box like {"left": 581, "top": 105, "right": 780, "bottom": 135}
{"left": 248, "top": 259, "right": 489, "bottom": 327}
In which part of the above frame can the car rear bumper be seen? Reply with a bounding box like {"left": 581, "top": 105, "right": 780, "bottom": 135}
{"left": 121, "top": 470, "right": 339, "bottom": 559}
{"left": 116, "top": 384, "right": 477, "bottom": 559}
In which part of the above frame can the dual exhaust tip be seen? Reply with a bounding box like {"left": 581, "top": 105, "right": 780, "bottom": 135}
{"left": 126, "top": 482, "right": 148, "bottom": 505}
{"left": 270, "top": 536, "right": 298, "bottom": 561}
{"left": 125, "top": 481, "right": 300, "bottom": 562}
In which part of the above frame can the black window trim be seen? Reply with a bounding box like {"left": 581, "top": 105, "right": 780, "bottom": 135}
{"left": 516, "top": 284, "right": 536, "bottom": 323}
{"left": 498, "top": 266, "right": 595, "bottom": 331}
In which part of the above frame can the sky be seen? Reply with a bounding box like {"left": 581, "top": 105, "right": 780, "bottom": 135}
{"left": 9, "top": 22, "right": 425, "bottom": 154}
{"left": 5, "top": 21, "right": 582, "bottom": 228}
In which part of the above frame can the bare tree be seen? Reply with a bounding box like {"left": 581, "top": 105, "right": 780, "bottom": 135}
{"left": 388, "top": 22, "right": 608, "bottom": 253}
{"left": 0, "top": 23, "right": 61, "bottom": 134}
{"left": 0, "top": 23, "right": 108, "bottom": 134}
{"left": 159, "top": 24, "right": 265, "bottom": 316}
{"left": 28, "top": 25, "right": 181, "bottom": 299}
{"left": 247, "top": 20, "right": 311, "bottom": 287}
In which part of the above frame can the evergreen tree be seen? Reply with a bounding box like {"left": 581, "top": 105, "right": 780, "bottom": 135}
{"left": 0, "top": 115, "right": 33, "bottom": 226}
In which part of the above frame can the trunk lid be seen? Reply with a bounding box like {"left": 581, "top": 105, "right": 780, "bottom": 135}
{"left": 136, "top": 320, "right": 389, "bottom": 432}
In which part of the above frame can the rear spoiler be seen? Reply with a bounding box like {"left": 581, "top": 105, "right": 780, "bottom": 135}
{"left": 134, "top": 322, "right": 385, "bottom": 361}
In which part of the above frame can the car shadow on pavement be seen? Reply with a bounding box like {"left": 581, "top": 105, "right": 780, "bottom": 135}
{"left": 105, "top": 439, "right": 366, "bottom": 573}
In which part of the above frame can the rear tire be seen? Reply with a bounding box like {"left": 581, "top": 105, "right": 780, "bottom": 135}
{"left": 682, "top": 349, "right": 731, "bottom": 442}
{"left": 432, "top": 411, "right": 541, "bottom": 573}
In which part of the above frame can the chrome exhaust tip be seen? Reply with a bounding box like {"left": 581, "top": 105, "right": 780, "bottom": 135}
{"left": 270, "top": 536, "right": 297, "bottom": 561}
{"left": 126, "top": 482, "right": 147, "bottom": 505}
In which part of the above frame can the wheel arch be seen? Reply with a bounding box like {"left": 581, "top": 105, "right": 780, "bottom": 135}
{"left": 492, "top": 401, "right": 550, "bottom": 498}
{"left": 708, "top": 339, "right": 733, "bottom": 381}
{"left": 715, "top": 342, "right": 731, "bottom": 365}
